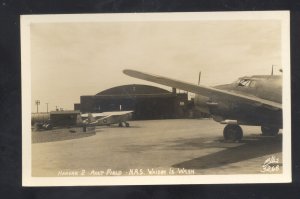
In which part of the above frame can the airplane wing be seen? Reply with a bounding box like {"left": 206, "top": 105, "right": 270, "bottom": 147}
{"left": 101, "top": 111, "right": 133, "bottom": 116}
{"left": 82, "top": 111, "right": 133, "bottom": 118}
{"left": 81, "top": 113, "right": 105, "bottom": 118}
{"left": 123, "top": 69, "right": 281, "bottom": 110}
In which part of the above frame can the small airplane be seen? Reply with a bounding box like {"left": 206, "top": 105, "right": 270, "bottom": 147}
{"left": 123, "top": 69, "right": 282, "bottom": 141}
{"left": 81, "top": 111, "right": 133, "bottom": 127}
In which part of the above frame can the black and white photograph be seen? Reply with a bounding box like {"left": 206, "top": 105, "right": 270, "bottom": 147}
{"left": 21, "top": 11, "right": 291, "bottom": 186}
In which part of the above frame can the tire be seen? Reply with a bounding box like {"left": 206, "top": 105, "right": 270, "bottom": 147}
{"left": 261, "top": 126, "right": 279, "bottom": 136}
{"left": 223, "top": 124, "right": 243, "bottom": 141}
{"left": 45, "top": 124, "right": 52, "bottom": 130}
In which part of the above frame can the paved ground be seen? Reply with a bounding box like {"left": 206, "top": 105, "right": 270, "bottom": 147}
{"left": 32, "top": 119, "right": 282, "bottom": 177}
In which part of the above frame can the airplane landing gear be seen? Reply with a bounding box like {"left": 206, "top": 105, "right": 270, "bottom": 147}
{"left": 119, "top": 122, "right": 130, "bottom": 127}
{"left": 223, "top": 124, "right": 243, "bottom": 141}
{"left": 261, "top": 126, "right": 279, "bottom": 136}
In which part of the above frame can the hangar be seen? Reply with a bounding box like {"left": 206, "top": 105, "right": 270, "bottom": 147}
{"left": 74, "top": 84, "right": 191, "bottom": 120}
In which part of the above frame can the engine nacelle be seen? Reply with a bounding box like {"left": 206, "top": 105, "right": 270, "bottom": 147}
{"left": 194, "top": 94, "right": 210, "bottom": 114}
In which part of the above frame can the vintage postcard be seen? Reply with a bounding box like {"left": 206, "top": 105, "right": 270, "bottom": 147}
{"left": 21, "top": 11, "right": 291, "bottom": 186}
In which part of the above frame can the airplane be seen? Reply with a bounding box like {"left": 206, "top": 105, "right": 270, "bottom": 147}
{"left": 81, "top": 111, "right": 133, "bottom": 127}
{"left": 123, "top": 69, "right": 282, "bottom": 141}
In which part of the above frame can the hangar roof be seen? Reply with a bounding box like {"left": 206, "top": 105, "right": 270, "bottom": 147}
{"left": 96, "top": 84, "right": 171, "bottom": 96}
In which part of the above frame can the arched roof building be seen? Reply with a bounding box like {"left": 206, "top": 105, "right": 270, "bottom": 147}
{"left": 96, "top": 84, "right": 170, "bottom": 96}
{"left": 74, "top": 84, "right": 189, "bottom": 120}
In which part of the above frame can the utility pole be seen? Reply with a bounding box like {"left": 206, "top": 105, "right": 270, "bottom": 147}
{"left": 35, "top": 100, "right": 40, "bottom": 113}
{"left": 46, "top": 103, "right": 49, "bottom": 113}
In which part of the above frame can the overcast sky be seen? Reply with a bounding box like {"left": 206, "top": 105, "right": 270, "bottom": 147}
{"left": 30, "top": 19, "right": 281, "bottom": 112}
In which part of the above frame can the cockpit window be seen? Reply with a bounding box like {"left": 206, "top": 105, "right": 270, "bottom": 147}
{"left": 236, "top": 79, "right": 257, "bottom": 88}
{"left": 237, "top": 79, "right": 251, "bottom": 87}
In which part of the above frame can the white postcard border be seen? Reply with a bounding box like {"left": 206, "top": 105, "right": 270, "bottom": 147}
{"left": 21, "top": 11, "right": 291, "bottom": 186}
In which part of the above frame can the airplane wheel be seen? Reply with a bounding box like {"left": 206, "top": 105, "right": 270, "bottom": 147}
{"left": 223, "top": 124, "right": 243, "bottom": 141}
{"left": 118, "top": 122, "right": 123, "bottom": 127}
{"left": 125, "top": 122, "right": 130, "bottom": 127}
{"left": 45, "top": 124, "right": 52, "bottom": 130}
{"left": 261, "top": 126, "right": 279, "bottom": 136}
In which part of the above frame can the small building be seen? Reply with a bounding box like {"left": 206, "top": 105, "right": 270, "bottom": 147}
{"left": 75, "top": 84, "right": 189, "bottom": 120}
{"left": 49, "top": 110, "right": 81, "bottom": 127}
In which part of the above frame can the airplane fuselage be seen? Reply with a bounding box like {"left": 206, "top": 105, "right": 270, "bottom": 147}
{"left": 194, "top": 75, "right": 282, "bottom": 128}
{"left": 82, "top": 111, "right": 133, "bottom": 127}
{"left": 123, "top": 69, "right": 283, "bottom": 140}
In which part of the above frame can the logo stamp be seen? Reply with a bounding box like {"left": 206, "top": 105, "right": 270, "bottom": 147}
{"left": 261, "top": 155, "right": 281, "bottom": 173}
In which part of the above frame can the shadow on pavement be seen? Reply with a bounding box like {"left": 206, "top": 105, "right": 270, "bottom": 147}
{"left": 172, "top": 134, "right": 282, "bottom": 169}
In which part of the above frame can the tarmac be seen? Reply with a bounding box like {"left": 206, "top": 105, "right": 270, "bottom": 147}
{"left": 31, "top": 119, "right": 282, "bottom": 177}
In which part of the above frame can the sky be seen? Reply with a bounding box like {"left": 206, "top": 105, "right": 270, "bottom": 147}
{"left": 30, "top": 18, "right": 281, "bottom": 112}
